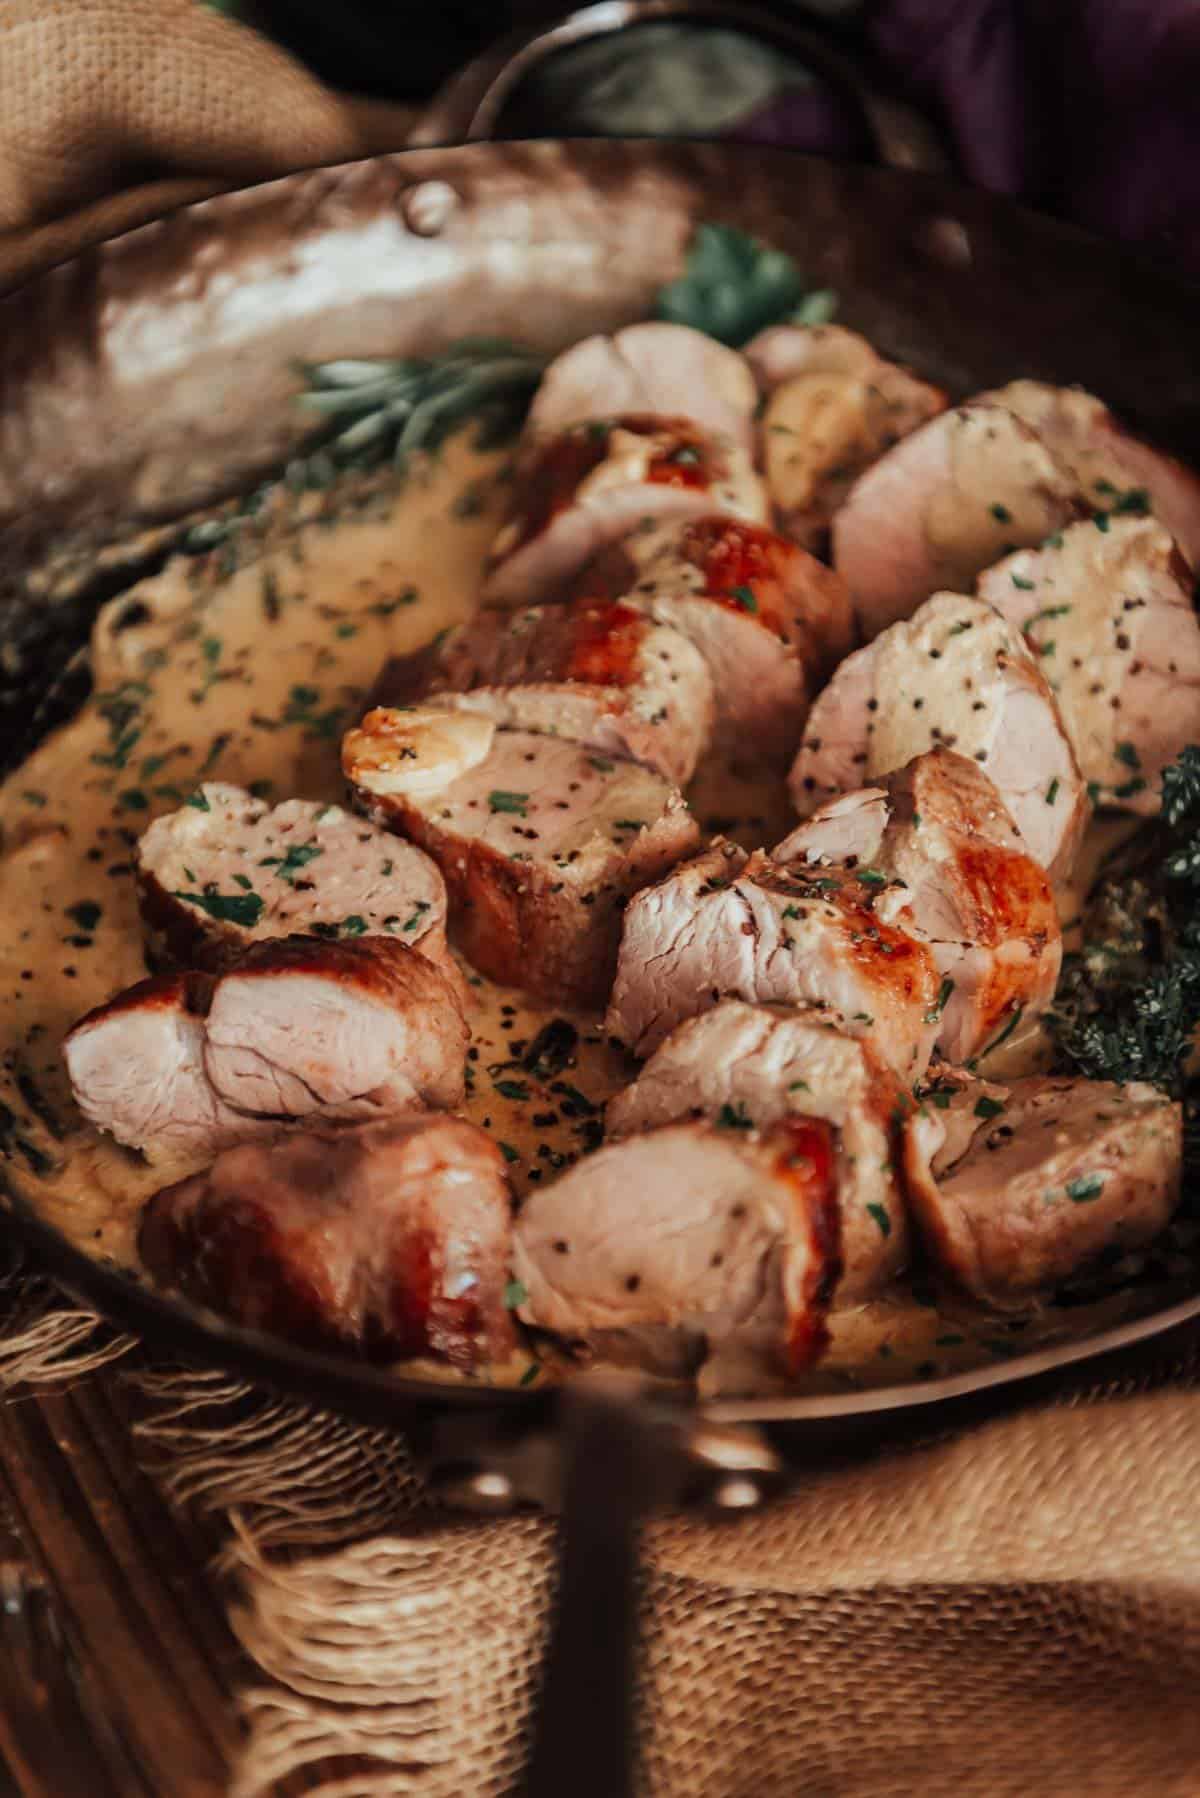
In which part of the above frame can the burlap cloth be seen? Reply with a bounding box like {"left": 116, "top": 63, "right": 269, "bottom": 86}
{"left": 3, "top": 6, "right": 1200, "bottom": 1793}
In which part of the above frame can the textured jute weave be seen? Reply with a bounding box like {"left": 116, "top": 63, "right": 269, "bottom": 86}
{"left": 4, "top": 1272, "right": 1200, "bottom": 1796}
{"left": 3, "top": 6, "right": 1200, "bottom": 1791}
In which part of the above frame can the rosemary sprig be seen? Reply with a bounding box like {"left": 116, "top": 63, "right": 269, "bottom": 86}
{"left": 295, "top": 339, "right": 546, "bottom": 475}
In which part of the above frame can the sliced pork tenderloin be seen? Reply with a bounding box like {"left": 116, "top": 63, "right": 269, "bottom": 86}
{"left": 482, "top": 414, "right": 767, "bottom": 605}
{"left": 607, "top": 1000, "right": 908, "bottom": 1296}
{"left": 788, "top": 592, "right": 1087, "bottom": 880}
{"left": 980, "top": 379, "right": 1200, "bottom": 569}
{"left": 63, "top": 970, "right": 244, "bottom": 1166}
{"left": 344, "top": 710, "right": 700, "bottom": 1006}
{"left": 511, "top": 1116, "right": 840, "bottom": 1387}
{"left": 783, "top": 753, "right": 1062, "bottom": 1065}
{"left": 745, "top": 323, "right": 947, "bottom": 552}
{"left": 140, "top": 1117, "right": 515, "bottom": 1368}
{"left": 526, "top": 322, "right": 759, "bottom": 450}
{"left": 977, "top": 514, "right": 1200, "bottom": 816}
{"left": 904, "top": 1074, "right": 1182, "bottom": 1306}
{"left": 832, "top": 403, "right": 1083, "bottom": 639}
{"left": 604, "top": 839, "right": 940, "bottom": 1078}
{"left": 404, "top": 596, "right": 714, "bottom": 787}
{"left": 63, "top": 937, "right": 468, "bottom": 1165}
{"left": 137, "top": 783, "right": 453, "bottom": 983}
{"left": 575, "top": 514, "right": 854, "bottom": 760}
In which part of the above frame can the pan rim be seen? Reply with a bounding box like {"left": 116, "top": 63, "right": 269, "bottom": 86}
{"left": 5, "top": 132, "right": 1200, "bottom": 1431}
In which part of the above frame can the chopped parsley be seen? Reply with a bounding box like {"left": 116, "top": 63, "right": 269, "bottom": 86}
{"left": 857, "top": 867, "right": 887, "bottom": 886}
{"left": 716, "top": 1101, "right": 753, "bottom": 1130}
{"left": 488, "top": 790, "right": 529, "bottom": 816}
{"left": 260, "top": 841, "right": 324, "bottom": 884}
{"left": 726, "top": 585, "right": 758, "bottom": 613}
{"left": 1114, "top": 741, "right": 1141, "bottom": 769}
{"left": 924, "top": 976, "right": 955, "bottom": 1024}
{"left": 1011, "top": 573, "right": 1035, "bottom": 591}
{"left": 498, "top": 1141, "right": 520, "bottom": 1164}
{"left": 117, "top": 788, "right": 149, "bottom": 812}
{"left": 503, "top": 1280, "right": 529, "bottom": 1310}
{"left": 1065, "top": 1173, "right": 1106, "bottom": 1204}
{"left": 989, "top": 502, "right": 1012, "bottom": 523}
{"left": 588, "top": 756, "right": 615, "bottom": 772}
{"left": 788, "top": 1079, "right": 811, "bottom": 1093}
{"left": 866, "top": 1202, "right": 892, "bottom": 1238}
{"left": 1045, "top": 777, "right": 1060, "bottom": 806}
{"left": 782, "top": 904, "right": 802, "bottom": 920}
{"left": 401, "top": 901, "right": 432, "bottom": 933}
{"left": 172, "top": 888, "right": 265, "bottom": 927}
{"left": 974, "top": 1095, "right": 1006, "bottom": 1120}
{"left": 494, "top": 1078, "right": 531, "bottom": 1101}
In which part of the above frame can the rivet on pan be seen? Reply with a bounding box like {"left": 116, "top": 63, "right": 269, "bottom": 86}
{"left": 913, "top": 216, "right": 972, "bottom": 270}
{"left": 429, "top": 1464, "right": 517, "bottom": 1514}
{"left": 709, "top": 1474, "right": 764, "bottom": 1512}
{"left": 401, "top": 181, "right": 460, "bottom": 237}
{"left": 688, "top": 1421, "right": 782, "bottom": 1477}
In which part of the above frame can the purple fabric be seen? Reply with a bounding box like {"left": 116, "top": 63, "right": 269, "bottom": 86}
{"left": 732, "top": 0, "right": 1200, "bottom": 281}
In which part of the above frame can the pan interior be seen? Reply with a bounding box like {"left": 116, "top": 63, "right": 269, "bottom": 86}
{"left": 2, "top": 140, "right": 1199, "bottom": 1421}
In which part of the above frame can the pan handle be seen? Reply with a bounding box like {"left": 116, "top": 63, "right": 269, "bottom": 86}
{"left": 408, "top": 0, "right": 949, "bottom": 173}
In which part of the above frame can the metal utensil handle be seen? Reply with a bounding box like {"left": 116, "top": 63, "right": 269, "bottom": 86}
{"left": 408, "top": 0, "right": 948, "bottom": 171}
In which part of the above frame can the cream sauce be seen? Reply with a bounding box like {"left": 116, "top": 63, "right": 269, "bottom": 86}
{"left": 0, "top": 440, "right": 1186, "bottom": 1395}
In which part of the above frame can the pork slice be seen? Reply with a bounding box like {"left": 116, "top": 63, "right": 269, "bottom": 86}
{"left": 832, "top": 404, "right": 1083, "bottom": 639}
{"left": 605, "top": 840, "right": 940, "bottom": 1079}
{"left": 136, "top": 783, "right": 453, "bottom": 982}
{"left": 203, "top": 936, "right": 467, "bottom": 1122}
{"left": 978, "top": 514, "right": 1200, "bottom": 816}
{"left": 903, "top": 1074, "right": 1182, "bottom": 1306}
{"left": 877, "top": 751, "right": 1062, "bottom": 1064}
{"left": 778, "top": 753, "right": 1061, "bottom": 1064}
{"left": 346, "top": 719, "right": 700, "bottom": 1006}
{"left": 745, "top": 324, "right": 948, "bottom": 553}
{"left": 527, "top": 323, "right": 759, "bottom": 450}
{"left": 511, "top": 1116, "right": 840, "bottom": 1385}
{"left": 63, "top": 970, "right": 244, "bottom": 1165}
{"left": 576, "top": 514, "right": 854, "bottom": 761}
{"left": 775, "top": 786, "right": 889, "bottom": 867}
{"left": 63, "top": 937, "right": 468, "bottom": 1164}
{"left": 482, "top": 414, "right": 767, "bottom": 605}
{"left": 607, "top": 999, "right": 908, "bottom": 1296}
{"left": 789, "top": 592, "right": 1087, "bottom": 879}
{"left": 414, "top": 597, "right": 714, "bottom": 786}
{"left": 980, "top": 379, "right": 1200, "bottom": 570}
{"left": 140, "top": 1116, "right": 515, "bottom": 1368}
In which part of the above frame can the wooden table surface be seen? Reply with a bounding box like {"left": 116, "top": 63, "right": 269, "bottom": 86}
{"left": 0, "top": 1367, "right": 250, "bottom": 1797}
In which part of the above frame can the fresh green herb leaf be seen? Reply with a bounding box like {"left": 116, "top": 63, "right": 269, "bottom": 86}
{"left": 653, "top": 223, "right": 817, "bottom": 347}
{"left": 726, "top": 584, "right": 758, "bottom": 613}
{"left": 494, "top": 1078, "right": 530, "bottom": 1101}
{"left": 488, "top": 790, "right": 529, "bottom": 816}
{"left": 924, "top": 976, "right": 955, "bottom": 1023}
{"left": 172, "top": 888, "right": 265, "bottom": 927}
{"left": 503, "top": 1280, "right": 529, "bottom": 1310}
{"left": 499, "top": 1141, "right": 520, "bottom": 1164}
{"left": 1065, "top": 1173, "right": 1106, "bottom": 1203}
{"left": 185, "top": 790, "right": 211, "bottom": 811}
{"left": 1011, "top": 573, "right": 1036, "bottom": 591}
{"left": 260, "top": 841, "right": 324, "bottom": 885}
{"left": 1045, "top": 777, "right": 1060, "bottom": 805}
{"left": 232, "top": 874, "right": 254, "bottom": 892}
{"left": 974, "top": 1095, "right": 1006, "bottom": 1120}
{"left": 857, "top": 867, "right": 887, "bottom": 886}
{"left": 866, "top": 1202, "right": 892, "bottom": 1238}
{"left": 716, "top": 1101, "right": 753, "bottom": 1130}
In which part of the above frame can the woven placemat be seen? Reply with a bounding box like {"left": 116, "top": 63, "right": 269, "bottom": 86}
{"left": 1, "top": 1263, "right": 1199, "bottom": 1797}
